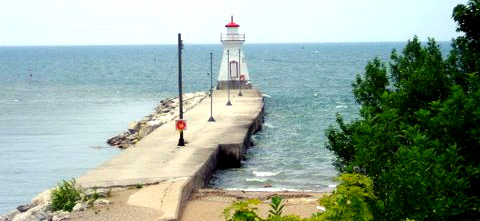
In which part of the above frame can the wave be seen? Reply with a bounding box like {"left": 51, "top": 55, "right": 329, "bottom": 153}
{"left": 250, "top": 135, "right": 257, "bottom": 144}
{"left": 225, "top": 187, "right": 311, "bottom": 192}
{"left": 262, "top": 94, "right": 272, "bottom": 98}
{"left": 253, "top": 171, "right": 280, "bottom": 177}
{"left": 263, "top": 123, "right": 274, "bottom": 129}
{"left": 0, "top": 99, "right": 21, "bottom": 104}
{"left": 246, "top": 178, "right": 268, "bottom": 182}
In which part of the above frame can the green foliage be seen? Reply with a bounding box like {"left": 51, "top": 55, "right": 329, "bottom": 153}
{"left": 325, "top": 1, "right": 480, "bottom": 220}
{"left": 267, "top": 215, "right": 305, "bottom": 221}
{"left": 85, "top": 188, "right": 101, "bottom": 207}
{"left": 268, "top": 196, "right": 285, "bottom": 218}
{"left": 223, "top": 199, "right": 262, "bottom": 221}
{"left": 224, "top": 174, "right": 373, "bottom": 221}
{"left": 317, "top": 174, "right": 374, "bottom": 221}
{"left": 452, "top": 0, "right": 480, "bottom": 47}
{"left": 448, "top": 0, "right": 480, "bottom": 92}
{"left": 50, "top": 179, "right": 82, "bottom": 212}
{"left": 353, "top": 58, "right": 389, "bottom": 110}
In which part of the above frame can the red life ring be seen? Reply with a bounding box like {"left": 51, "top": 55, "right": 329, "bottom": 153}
{"left": 176, "top": 120, "right": 187, "bottom": 131}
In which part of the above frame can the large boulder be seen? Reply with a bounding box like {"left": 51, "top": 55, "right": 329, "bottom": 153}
{"left": 12, "top": 205, "right": 48, "bottom": 221}
{"left": 16, "top": 205, "right": 31, "bottom": 213}
{"left": 128, "top": 121, "right": 141, "bottom": 133}
{"left": 31, "top": 189, "right": 51, "bottom": 208}
{"left": 137, "top": 125, "right": 153, "bottom": 140}
{"left": 0, "top": 210, "right": 20, "bottom": 221}
{"left": 107, "top": 131, "right": 130, "bottom": 146}
{"left": 71, "top": 202, "right": 87, "bottom": 213}
{"left": 93, "top": 199, "right": 111, "bottom": 207}
{"left": 51, "top": 211, "right": 69, "bottom": 221}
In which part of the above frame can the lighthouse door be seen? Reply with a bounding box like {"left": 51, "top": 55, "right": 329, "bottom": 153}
{"left": 229, "top": 61, "right": 239, "bottom": 79}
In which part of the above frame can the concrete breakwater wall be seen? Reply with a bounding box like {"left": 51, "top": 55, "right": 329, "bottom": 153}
{"left": 1, "top": 89, "right": 264, "bottom": 221}
{"left": 177, "top": 94, "right": 263, "bottom": 220}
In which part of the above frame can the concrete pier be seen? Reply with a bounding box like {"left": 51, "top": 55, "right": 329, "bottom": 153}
{"left": 77, "top": 88, "right": 263, "bottom": 220}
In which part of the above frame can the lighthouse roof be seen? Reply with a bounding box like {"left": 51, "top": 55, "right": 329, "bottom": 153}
{"left": 225, "top": 16, "right": 240, "bottom": 27}
{"left": 225, "top": 22, "right": 239, "bottom": 27}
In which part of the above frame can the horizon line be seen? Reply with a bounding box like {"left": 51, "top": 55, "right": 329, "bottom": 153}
{"left": 0, "top": 39, "right": 454, "bottom": 47}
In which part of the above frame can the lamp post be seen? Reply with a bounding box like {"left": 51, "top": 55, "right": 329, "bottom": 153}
{"left": 226, "top": 49, "right": 232, "bottom": 106}
{"left": 208, "top": 52, "right": 215, "bottom": 122}
{"left": 177, "top": 33, "right": 185, "bottom": 146}
{"left": 238, "top": 48, "right": 243, "bottom": 96}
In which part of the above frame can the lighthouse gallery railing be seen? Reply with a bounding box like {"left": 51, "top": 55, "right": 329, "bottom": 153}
{"left": 221, "top": 34, "right": 245, "bottom": 41}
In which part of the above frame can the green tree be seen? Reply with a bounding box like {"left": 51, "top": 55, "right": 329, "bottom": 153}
{"left": 325, "top": 1, "right": 480, "bottom": 220}
{"left": 448, "top": 0, "right": 480, "bottom": 87}
{"left": 318, "top": 174, "right": 375, "bottom": 221}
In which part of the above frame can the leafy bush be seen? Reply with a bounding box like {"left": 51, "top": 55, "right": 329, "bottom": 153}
{"left": 317, "top": 174, "right": 374, "bottom": 221}
{"left": 325, "top": 1, "right": 480, "bottom": 219}
{"left": 50, "top": 179, "right": 83, "bottom": 212}
{"left": 223, "top": 174, "right": 374, "bottom": 221}
{"left": 268, "top": 196, "right": 285, "bottom": 218}
{"left": 223, "top": 198, "right": 262, "bottom": 221}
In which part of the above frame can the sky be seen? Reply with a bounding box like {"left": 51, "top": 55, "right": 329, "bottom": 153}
{"left": 0, "top": 0, "right": 467, "bottom": 46}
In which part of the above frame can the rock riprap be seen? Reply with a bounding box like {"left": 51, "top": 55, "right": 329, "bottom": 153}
{"left": 0, "top": 187, "right": 115, "bottom": 221}
{"left": 107, "top": 92, "right": 207, "bottom": 149}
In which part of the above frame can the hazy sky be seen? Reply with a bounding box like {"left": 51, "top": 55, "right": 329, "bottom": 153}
{"left": 0, "top": 0, "right": 466, "bottom": 46}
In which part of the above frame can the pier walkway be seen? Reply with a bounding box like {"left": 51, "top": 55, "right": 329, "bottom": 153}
{"left": 77, "top": 88, "right": 264, "bottom": 220}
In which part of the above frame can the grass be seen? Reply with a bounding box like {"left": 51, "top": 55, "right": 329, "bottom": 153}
{"left": 50, "top": 179, "right": 82, "bottom": 212}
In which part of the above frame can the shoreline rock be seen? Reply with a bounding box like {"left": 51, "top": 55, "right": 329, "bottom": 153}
{"left": 107, "top": 92, "right": 208, "bottom": 149}
{"left": 2, "top": 186, "right": 121, "bottom": 221}
{"left": 0, "top": 189, "right": 52, "bottom": 221}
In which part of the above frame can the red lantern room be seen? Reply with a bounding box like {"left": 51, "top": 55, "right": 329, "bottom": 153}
{"left": 225, "top": 16, "right": 240, "bottom": 28}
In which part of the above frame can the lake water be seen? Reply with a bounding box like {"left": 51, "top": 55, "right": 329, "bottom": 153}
{"left": 0, "top": 42, "right": 450, "bottom": 213}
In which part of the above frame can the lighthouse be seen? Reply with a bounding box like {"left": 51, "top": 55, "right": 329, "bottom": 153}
{"left": 217, "top": 16, "right": 251, "bottom": 89}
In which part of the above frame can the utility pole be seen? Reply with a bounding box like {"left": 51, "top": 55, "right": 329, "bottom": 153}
{"left": 208, "top": 52, "right": 215, "bottom": 122}
{"left": 226, "top": 49, "right": 232, "bottom": 106}
{"left": 177, "top": 33, "right": 185, "bottom": 146}
{"left": 238, "top": 48, "right": 243, "bottom": 96}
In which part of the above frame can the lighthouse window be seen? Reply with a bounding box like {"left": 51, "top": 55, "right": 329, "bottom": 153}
{"left": 229, "top": 61, "right": 239, "bottom": 78}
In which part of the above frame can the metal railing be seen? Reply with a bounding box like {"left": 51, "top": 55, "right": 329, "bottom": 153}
{"left": 221, "top": 34, "right": 245, "bottom": 41}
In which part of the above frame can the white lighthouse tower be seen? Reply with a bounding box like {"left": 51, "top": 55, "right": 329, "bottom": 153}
{"left": 217, "top": 16, "right": 251, "bottom": 89}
